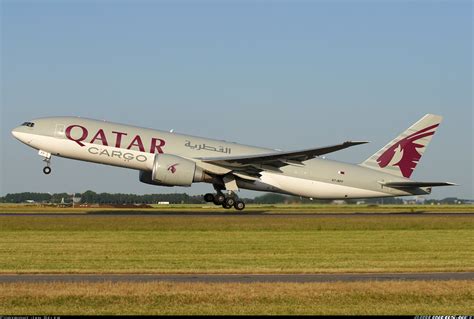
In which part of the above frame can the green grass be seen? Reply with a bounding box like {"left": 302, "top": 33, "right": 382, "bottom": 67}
{"left": 1, "top": 281, "right": 472, "bottom": 315}
{"left": 1, "top": 213, "right": 472, "bottom": 315}
{"left": 0, "top": 215, "right": 472, "bottom": 273}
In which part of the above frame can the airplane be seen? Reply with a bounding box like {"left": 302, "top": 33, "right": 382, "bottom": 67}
{"left": 11, "top": 114, "right": 455, "bottom": 210}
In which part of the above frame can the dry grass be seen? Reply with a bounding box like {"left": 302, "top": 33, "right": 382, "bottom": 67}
{"left": 0, "top": 280, "right": 472, "bottom": 315}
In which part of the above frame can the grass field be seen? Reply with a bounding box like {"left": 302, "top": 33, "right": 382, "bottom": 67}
{"left": 1, "top": 210, "right": 472, "bottom": 315}
{"left": 1, "top": 214, "right": 472, "bottom": 273}
{"left": 1, "top": 281, "right": 472, "bottom": 315}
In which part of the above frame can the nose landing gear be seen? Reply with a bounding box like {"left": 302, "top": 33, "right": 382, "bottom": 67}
{"left": 39, "top": 150, "right": 52, "bottom": 175}
{"left": 43, "top": 166, "right": 51, "bottom": 175}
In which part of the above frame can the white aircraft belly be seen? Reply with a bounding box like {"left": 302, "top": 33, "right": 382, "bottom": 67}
{"left": 259, "top": 171, "right": 388, "bottom": 199}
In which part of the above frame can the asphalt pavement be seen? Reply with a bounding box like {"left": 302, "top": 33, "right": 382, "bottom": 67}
{"left": 1, "top": 272, "right": 473, "bottom": 283}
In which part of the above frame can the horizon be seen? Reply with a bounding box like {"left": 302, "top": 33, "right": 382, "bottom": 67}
{"left": 1, "top": 189, "right": 472, "bottom": 201}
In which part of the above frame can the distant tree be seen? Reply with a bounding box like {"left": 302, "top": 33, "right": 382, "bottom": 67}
{"left": 253, "top": 193, "right": 288, "bottom": 204}
{"left": 0, "top": 192, "right": 52, "bottom": 203}
{"left": 363, "top": 197, "right": 404, "bottom": 205}
{"left": 1, "top": 191, "right": 467, "bottom": 205}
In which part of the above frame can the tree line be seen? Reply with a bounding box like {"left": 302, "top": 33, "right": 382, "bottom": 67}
{"left": 0, "top": 191, "right": 203, "bottom": 204}
{"left": 0, "top": 191, "right": 470, "bottom": 205}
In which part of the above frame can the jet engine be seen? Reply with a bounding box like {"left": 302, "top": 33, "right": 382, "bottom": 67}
{"left": 139, "top": 154, "right": 208, "bottom": 187}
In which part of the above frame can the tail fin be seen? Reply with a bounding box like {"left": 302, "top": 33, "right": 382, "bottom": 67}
{"left": 360, "top": 114, "right": 443, "bottom": 178}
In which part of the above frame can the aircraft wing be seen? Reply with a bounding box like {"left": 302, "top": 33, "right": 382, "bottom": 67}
{"left": 380, "top": 181, "right": 457, "bottom": 188}
{"left": 198, "top": 141, "right": 368, "bottom": 175}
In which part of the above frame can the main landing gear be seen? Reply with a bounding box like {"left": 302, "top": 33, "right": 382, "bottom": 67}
{"left": 204, "top": 192, "right": 246, "bottom": 211}
{"left": 39, "top": 150, "right": 52, "bottom": 175}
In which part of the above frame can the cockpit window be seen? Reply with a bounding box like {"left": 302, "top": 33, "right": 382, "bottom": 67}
{"left": 21, "top": 122, "right": 35, "bottom": 127}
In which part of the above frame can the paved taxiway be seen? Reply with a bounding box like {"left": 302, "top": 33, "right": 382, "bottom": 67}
{"left": 0, "top": 272, "right": 473, "bottom": 283}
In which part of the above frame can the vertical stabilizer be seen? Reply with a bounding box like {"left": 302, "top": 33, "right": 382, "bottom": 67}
{"left": 360, "top": 114, "right": 443, "bottom": 178}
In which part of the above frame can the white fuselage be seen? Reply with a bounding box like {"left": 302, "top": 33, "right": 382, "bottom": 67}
{"left": 11, "top": 117, "right": 427, "bottom": 199}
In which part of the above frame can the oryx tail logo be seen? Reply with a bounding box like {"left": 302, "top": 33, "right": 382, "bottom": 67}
{"left": 377, "top": 124, "right": 439, "bottom": 178}
{"left": 167, "top": 163, "right": 179, "bottom": 174}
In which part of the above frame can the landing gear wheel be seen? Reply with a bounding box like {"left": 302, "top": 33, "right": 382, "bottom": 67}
{"left": 43, "top": 166, "right": 51, "bottom": 175}
{"left": 204, "top": 193, "right": 215, "bottom": 202}
{"left": 224, "top": 197, "right": 235, "bottom": 208}
{"left": 223, "top": 204, "right": 233, "bottom": 209}
{"left": 234, "top": 201, "right": 245, "bottom": 211}
{"left": 213, "top": 193, "right": 225, "bottom": 205}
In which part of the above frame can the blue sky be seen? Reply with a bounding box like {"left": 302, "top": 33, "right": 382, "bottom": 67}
{"left": 1, "top": 1, "right": 472, "bottom": 199}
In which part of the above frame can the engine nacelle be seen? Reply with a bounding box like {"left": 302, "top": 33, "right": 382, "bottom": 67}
{"left": 139, "top": 154, "right": 206, "bottom": 187}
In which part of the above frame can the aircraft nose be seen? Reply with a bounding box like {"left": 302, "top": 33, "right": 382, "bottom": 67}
{"left": 11, "top": 127, "right": 21, "bottom": 139}
{"left": 11, "top": 126, "right": 32, "bottom": 144}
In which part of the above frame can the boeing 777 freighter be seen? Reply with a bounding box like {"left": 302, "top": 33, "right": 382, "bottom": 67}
{"left": 11, "top": 114, "right": 454, "bottom": 210}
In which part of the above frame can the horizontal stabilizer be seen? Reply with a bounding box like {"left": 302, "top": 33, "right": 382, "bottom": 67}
{"left": 380, "top": 181, "right": 457, "bottom": 188}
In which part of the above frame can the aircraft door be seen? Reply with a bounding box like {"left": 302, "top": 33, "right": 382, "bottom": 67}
{"left": 54, "top": 124, "right": 65, "bottom": 138}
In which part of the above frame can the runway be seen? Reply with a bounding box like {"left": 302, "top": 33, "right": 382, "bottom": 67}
{"left": 1, "top": 272, "right": 472, "bottom": 283}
